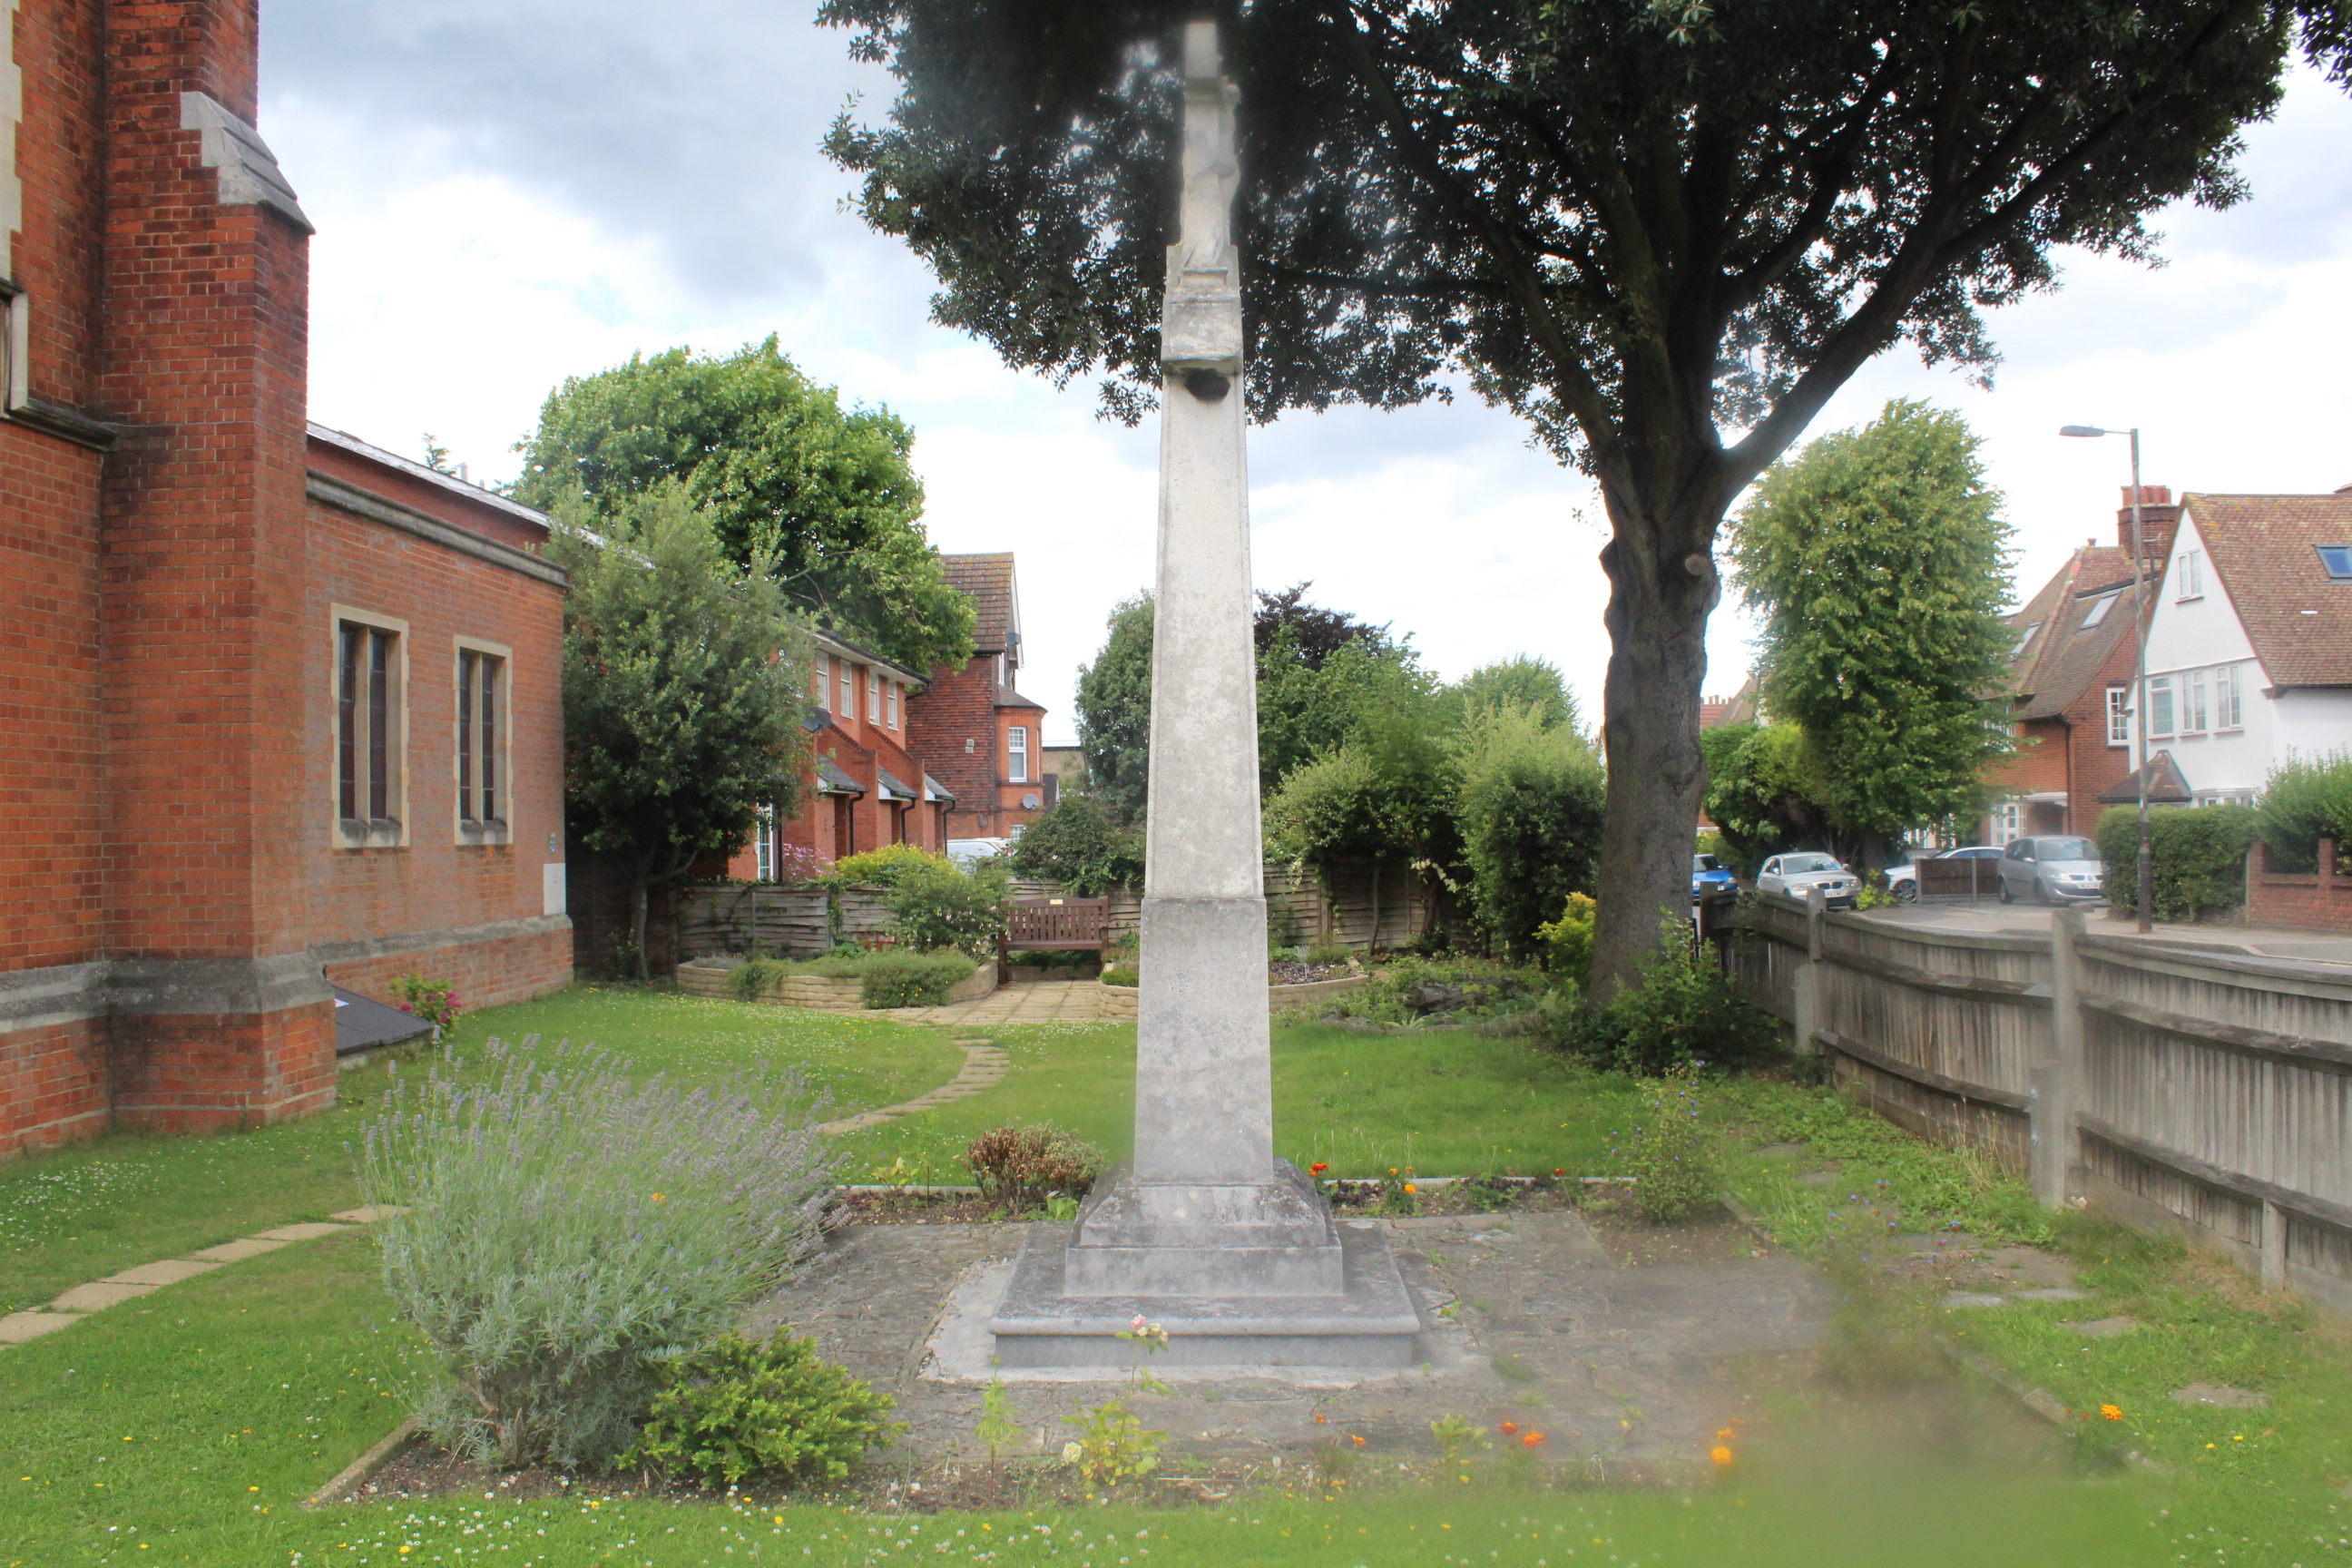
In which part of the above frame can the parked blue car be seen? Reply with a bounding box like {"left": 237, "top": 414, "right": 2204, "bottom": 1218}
{"left": 1691, "top": 853, "right": 1739, "bottom": 906}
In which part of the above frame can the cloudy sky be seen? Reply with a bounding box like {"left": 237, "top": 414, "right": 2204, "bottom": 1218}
{"left": 261, "top": 3, "right": 2352, "bottom": 745}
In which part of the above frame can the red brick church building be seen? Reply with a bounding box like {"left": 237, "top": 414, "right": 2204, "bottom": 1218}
{"left": 2, "top": 0, "right": 570, "bottom": 1157}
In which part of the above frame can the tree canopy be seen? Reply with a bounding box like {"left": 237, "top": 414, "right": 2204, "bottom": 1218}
{"left": 553, "top": 483, "right": 813, "bottom": 977}
{"left": 514, "top": 337, "right": 975, "bottom": 675}
{"left": 1073, "top": 593, "right": 1156, "bottom": 823}
{"left": 820, "top": 0, "right": 2345, "bottom": 996}
{"left": 1727, "top": 400, "right": 2015, "bottom": 858}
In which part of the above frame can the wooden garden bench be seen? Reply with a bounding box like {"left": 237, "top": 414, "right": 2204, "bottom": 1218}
{"left": 1000, "top": 897, "right": 1111, "bottom": 975}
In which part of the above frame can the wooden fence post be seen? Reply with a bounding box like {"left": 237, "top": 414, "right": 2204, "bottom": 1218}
{"left": 2259, "top": 1200, "right": 2289, "bottom": 1289}
{"left": 2032, "top": 906, "right": 2087, "bottom": 1210}
{"left": 1791, "top": 888, "right": 1827, "bottom": 1054}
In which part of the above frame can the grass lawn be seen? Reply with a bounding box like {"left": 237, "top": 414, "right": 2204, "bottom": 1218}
{"left": 1710, "top": 1076, "right": 2352, "bottom": 1564}
{"left": 0, "top": 986, "right": 964, "bottom": 1313}
{"left": 838, "top": 1021, "right": 1652, "bottom": 1184}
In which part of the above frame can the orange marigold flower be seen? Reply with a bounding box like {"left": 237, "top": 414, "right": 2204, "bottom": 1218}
{"left": 1716, "top": 1427, "right": 1734, "bottom": 1441}
{"left": 2100, "top": 1405, "right": 2122, "bottom": 1422}
{"left": 1403, "top": 1183, "right": 1417, "bottom": 1194}
{"left": 1553, "top": 1168, "right": 1565, "bottom": 1177}
{"left": 1710, "top": 1446, "right": 1734, "bottom": 1467}
{"left": 1500, "top": 1422, "right": 1519, "bottom": 1436}
{"left": 1314, "top": 1414, "right": 1328, "bottom": 1425}
{"left": 1522, "top": 1432, "right": 1545, "bottom": 1449}
{"left": 1351, "top": 1435, "right": 1366, "bottom": 1446}
{"left": 1310, "top": 1162, "right": 1328, "bottom": 1174}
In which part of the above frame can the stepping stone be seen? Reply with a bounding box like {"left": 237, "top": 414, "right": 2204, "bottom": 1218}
{"left": 2170, "top": 1382, "right": 2270, "bottom": 1409}
{"left": 329, "top": 1206, "right": 409, "bottom": 1224}
{"left": 2066, "top": 1317, "right": 2139, "bottom": 1338}
{"left": 252, "top": 1222, "right": 355, "bottom": 1242}
{"left": 0, "top": 1310, "right": 82, "bottom": 1344}
{"left": 1941, "top": 1291, "right": 2009, "bottom": 1308}
{"left": 103, "top": 1259, "right": 221, "bottom": 1287}
{"left": 188, "top": 1238, "right": 291, "bottom": 1262}
{"left": 2014, "top": 1287, "right": 2092, "bottom": 1302}
{"left": 53, "top": 1280, "right": 161, "bottom": 1311}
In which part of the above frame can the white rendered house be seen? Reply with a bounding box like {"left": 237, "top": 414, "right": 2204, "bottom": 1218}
{"left": 2125, "top": 489, "right": 2352, "bottom": 804}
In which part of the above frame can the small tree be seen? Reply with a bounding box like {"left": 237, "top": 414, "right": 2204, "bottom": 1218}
{"left": 1007, "top": 796, "right": 1146, "bottom": 895}
{"left": 1074, "top": 593, "right": 1154, "bottom": 824}
{"left": 557, "top": 483, "right": 811, "bottom": 978}
{"left": 2259, "top": 750, "right": 2352, "bottom": 873}
{"left": 1454, "top": 705, "right": 1608, "bottom": 957}
{"left": 1728, "top": 402, "right": 2015, "bottom": 863}
{"left": 1700, "top": 721, "right": 1834, "bottom": 881}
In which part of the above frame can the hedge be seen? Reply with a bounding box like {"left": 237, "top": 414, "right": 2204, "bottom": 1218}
{"left": 2257, "top": 750, "right": 2352, "bottom": 873}
{"left": 730, "top": 949, "right": 977, "bottom": 1008}
{"left": 2093, "top": 803, "right": 2259, "bottom": 922}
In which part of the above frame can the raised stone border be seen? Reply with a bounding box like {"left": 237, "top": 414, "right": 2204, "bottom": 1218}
{"left": 678, "top": 956, "right": 998, "bottom": 1010}
{"left": 1090, "top": 971, "right": 1368, "bottom": 1022}
{"left": 0, "top": 1205, "right": 405, "bottom": 1348}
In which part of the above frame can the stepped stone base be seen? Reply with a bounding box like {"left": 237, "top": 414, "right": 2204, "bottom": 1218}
{"left": 989, "top": 1162, "right": 1422, "bottom": 1369}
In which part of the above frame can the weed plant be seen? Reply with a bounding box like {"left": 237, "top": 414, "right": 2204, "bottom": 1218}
{"left": 1608, "top": 1068, "right": 1720, "bottom": 1222}
{"left": 963, "top": 1124, "right": 1104, "bottom": 1213}
{"left": 358, "top": 1035, "right": 835, "bottom": 1468}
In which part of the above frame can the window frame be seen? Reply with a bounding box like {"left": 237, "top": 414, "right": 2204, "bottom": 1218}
{"left": 452, "top": 635, "right": 514, "bottom": 846}
{"left": 2181, "top": 669, "right": 2209, "bottom": 736}
{"left": 887, "top": 681, "right": 900, "bottom": 729}
{"left": 2177, "top": 549, "right": 2204, "bottom": 601}
{"left": 2078, "top": 592, "right": 2117, "bottom": 631}
{"left": 2104, "top": 686, "right": 2132, "bottom": 748}
{"left": 867, "top": 669, "right": 882, "bottom": 723}
{"left": 329, "top": 605, "right": 410, "bottom": 849}
{"left": 2319, "top": 545, "right": 2352, "bottom": 582}
{"left": 1007, "top": 724, "right": 1030, "bottom": 784}
{"left": 2147, "top": 674, "right": 2176, "bottom": 738}
{"left": 2216, "top": 663, "right": 2245, "bottom": 731}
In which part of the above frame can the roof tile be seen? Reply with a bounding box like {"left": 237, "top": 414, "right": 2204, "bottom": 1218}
{"left": 2180, "top": 494, "right": 2352, "bottom": 688}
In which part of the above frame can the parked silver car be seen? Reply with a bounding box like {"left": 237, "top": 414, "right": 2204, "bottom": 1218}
{"left": 1996, "top": 836, "right": 2107, "bottom": 905}
{"left": 1885, "top": 845, "right": 2003, "bottom": 903}
{"left": 1756, "top": 852, "right": 1860, "bottom": 909}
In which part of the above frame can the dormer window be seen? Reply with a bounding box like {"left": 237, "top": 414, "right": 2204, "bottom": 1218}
{"left": 2319, "top": 544, "right": 2352, "bottom": 581}
{"left": 2012, "top": 621, "right": 2043, "bottom": 657}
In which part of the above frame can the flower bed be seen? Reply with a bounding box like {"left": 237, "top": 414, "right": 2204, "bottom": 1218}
{"left": 678, "top": 955, "right": 997, "bottom": 1010}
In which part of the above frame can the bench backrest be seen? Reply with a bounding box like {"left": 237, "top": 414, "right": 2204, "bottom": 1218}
{"left": 1004, "top": 897, "right": 1111, "bottom": 950}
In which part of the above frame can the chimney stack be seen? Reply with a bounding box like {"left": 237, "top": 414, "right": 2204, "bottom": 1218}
{"left": 2118, "top": 485, "right": 2179, "bottom": 564}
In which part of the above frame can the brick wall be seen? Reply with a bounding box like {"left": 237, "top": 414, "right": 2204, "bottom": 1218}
{"left": 2246, "top": 838, "right": 2352, "bottom": 934}
{"left": 0, "top": 1018, "right": 109, "bottom": 1160}
{"left": 908, "top": 657, "right": 998, "bottom": 830}
{"left": 323, "top": 926, "right": 573, "bottom": 1012}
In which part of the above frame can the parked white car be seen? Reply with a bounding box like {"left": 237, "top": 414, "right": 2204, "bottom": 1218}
{"left": 1884, "top": 845, "right": 2003, "bottom": 903}
{"left": 1756, "top": 852, "right": 1860, "bottom": 909}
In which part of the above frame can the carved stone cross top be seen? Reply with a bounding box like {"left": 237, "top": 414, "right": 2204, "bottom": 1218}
{"left": 1161, "top": 22, "right": 1241, "bottom": 376}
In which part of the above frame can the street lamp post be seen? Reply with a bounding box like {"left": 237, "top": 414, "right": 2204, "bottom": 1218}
{"left": 2060, "top": 424, "right": 2154, "bottom": 934}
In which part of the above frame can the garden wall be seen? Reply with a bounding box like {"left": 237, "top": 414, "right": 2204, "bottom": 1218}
{"left": 1009, "top": 860, "right": 1440, "bottom": 954}
{"left": 1734, "top": 891, "right": 2352, "bottom": 1313}
{"left": 674, "top": 956, "right": 997, "bottom": 1009}
{"left": 2243, "top": 837, "right": 2352, "bottom": 935}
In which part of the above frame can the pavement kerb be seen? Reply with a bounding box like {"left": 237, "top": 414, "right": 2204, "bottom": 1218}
{"left": 0, "top": 1205, "right": 407, "bottom": 1350}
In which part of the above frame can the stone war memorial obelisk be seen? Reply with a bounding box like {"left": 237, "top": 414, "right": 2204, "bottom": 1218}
{"left": 990, "top": 21, "right": 1420, "bottom": 1370}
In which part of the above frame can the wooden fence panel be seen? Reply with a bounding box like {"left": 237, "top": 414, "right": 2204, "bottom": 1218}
{"left": 675, "top": 883, "right": 891, "bottom": 959}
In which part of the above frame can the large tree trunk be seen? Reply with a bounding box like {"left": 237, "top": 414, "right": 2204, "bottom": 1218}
{"left": 630, "top": 871, "right": 652, "bottom": 984}
{"left": 1591, "top": 494, "right": 1721, "bottom": 1004}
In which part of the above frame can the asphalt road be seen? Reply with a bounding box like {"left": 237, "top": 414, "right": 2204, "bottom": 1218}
{"left": 1855, "top": 898, "right": 2352, "bottom": 966}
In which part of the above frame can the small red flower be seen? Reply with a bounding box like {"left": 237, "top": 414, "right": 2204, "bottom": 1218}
{"left": 1314, "top": 1413, "right": 1328, "bottom": 1425}
{"left": 1310, "top": 1162, "right": 1328, "bottom": 1174}
{"left": 1499, "top": 1421, "right": 1519, "bottom": 1436}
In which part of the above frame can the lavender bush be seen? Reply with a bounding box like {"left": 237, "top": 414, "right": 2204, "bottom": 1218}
{"left": 358, "top": 1035, "right": 835, "bottom": 1469}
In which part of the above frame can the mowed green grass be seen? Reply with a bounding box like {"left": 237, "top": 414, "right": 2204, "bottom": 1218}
{"left": 0, "top": 985, "right": 964, "bottom": 1312}
{"left": 836, "top": 1021, "right": 1651, "bottom": 1184}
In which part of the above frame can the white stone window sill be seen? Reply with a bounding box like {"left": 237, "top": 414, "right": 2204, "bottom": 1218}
{"left": 456, "top": 818, "right": 513, "bottom": 847}
{"left": 336, "top": 818, "right": 405, "bottom": 849}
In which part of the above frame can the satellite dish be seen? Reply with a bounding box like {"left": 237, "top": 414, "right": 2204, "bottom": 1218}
{"left": 1022, "top": 792, "right": 1043, "bottom": 810}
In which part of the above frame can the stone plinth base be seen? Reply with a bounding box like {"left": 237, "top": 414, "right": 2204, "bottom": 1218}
{"left": 988, "top": 1217, "right": 1422, "bottom": 1369}
{"left": 1065, "top": 1161, "right": 1341, "bottom": 1295}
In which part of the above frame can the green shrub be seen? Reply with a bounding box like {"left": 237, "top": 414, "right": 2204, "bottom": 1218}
{"left": 1302, "top": 942, "right": 1354, "bottom": 968}
{"left": 963, "top": 1123, "right": 1104, "bottom": 1211}
{"left": 1533, "top": 893, "right": 1596, "bottom": 990}
{"left": 1006, "top": 795, "right": 1145, "bottom": 895}
{"left": 2258, "top": 750, "right": 2352, "bottom": 873}
{"left": 1455, "top": 706, "right": 1607, "bottom": 957}
{"left": 621, "top": 1328, "right": 901, "bottom": 1485}
{"left": 393, "top": 974, "right": 463, "bottom": 1031}
{"left": 1099, "top": 965, "right": 1139, "bottom": 987}
{"left": 1609, "top": 1068, "right": 1720, "bottom": 1222}
{"left": 854, "top": 950, "right": 975, "bottom": 1007}
{"left": 1553, "top": 913, "right": 1779, "bottom": 1074}
{"left": 828, "top": 843, "right": 956, "bottom": 888}
{"left": 1337, "top": 956, "right": 1535, "bottom": 1025}
{"left": 729, "top": 956, "right": 791, "bottom": 1002}
{"left": 882, "top": 858, "right": 1008, "bottom": 960}
{"left": 2094, "top": 802, "right": 2259, "bottom": 921}
{"left": 359, "top": 1037, "right": 833, "bottom": 1469}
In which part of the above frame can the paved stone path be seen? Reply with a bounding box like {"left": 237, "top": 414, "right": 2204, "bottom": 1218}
{"left": 0, "top": 1206, "right": 403, "bottom": 1348}
{"left": 884, "top": 979, "right": 1129, "bottom": 1029}
{"left": 814, "top": 1037, "right": 1012, "bottom": 1134}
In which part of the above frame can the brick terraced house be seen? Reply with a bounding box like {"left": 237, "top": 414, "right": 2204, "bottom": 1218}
{"left": 721, "top": 553, "right": 1052, "bottom": 881}
{"left": 1979, "top": 487, "right": 2175, "bottom": 842}
{"left": 1, "top": 0, "right": 570, "bottom": 1157}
